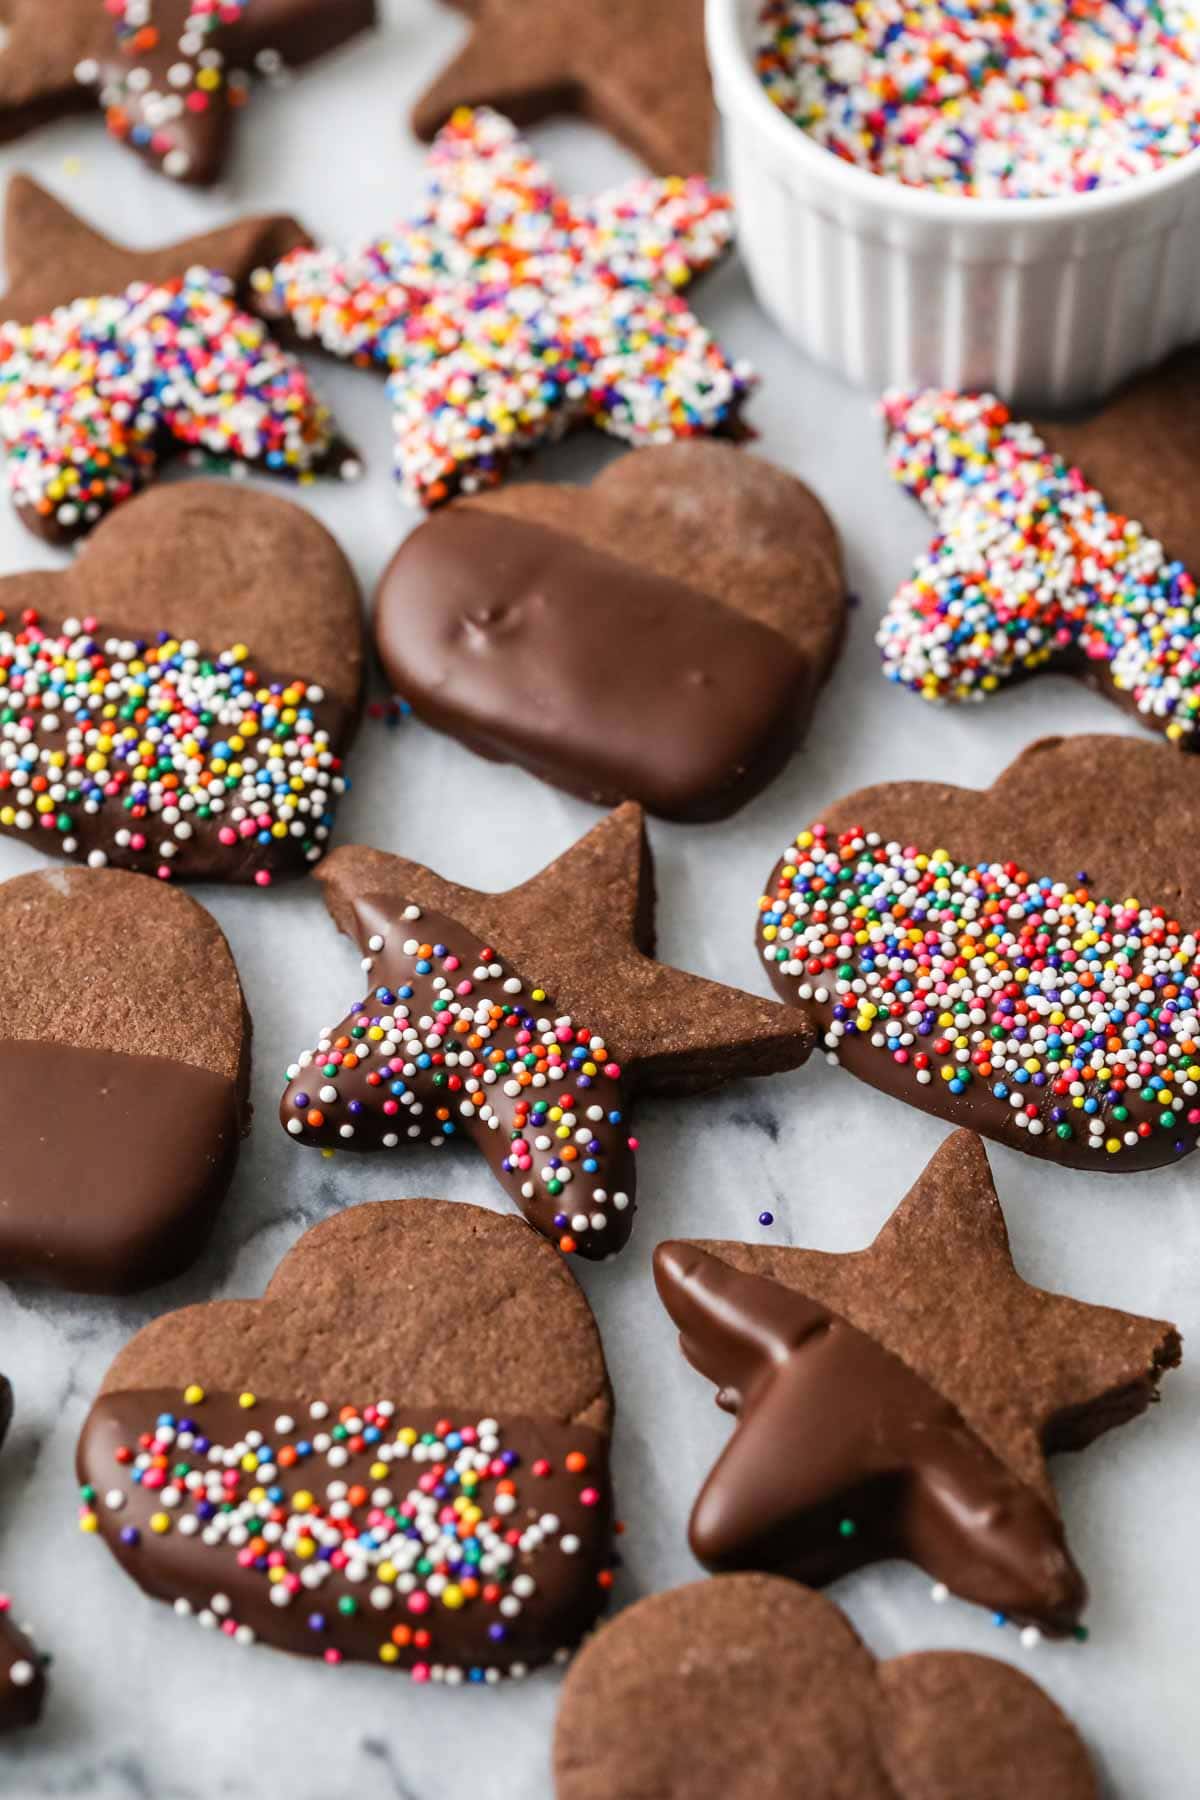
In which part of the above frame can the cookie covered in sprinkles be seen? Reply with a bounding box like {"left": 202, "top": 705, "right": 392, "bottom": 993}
{"left": 0, "top": 1379, "right": 48, "bottom": 1734}
{"left": 756, "top": 734, "right": 1200, "bottom": 1168}
{"left": 880, "top": 370, "right": 1200, "bottom": 745}
{"left": 0, "top": 480, "right": 364, "bottom": 883}
{"left": 250, "top": 108, "right": 753, "bottom": 510}
{"left": 77, "top": 1199, "right": 616, "bottom": 1681}
{"left": 281, "top": 805, "right": 813, "bottom": 1258}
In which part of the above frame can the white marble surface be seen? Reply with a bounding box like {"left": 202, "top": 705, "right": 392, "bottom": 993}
{"left": 0, "top": 3, "right": 1197, "bottom": 1795}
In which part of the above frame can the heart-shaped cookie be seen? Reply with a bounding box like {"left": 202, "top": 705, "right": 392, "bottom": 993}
{"left": 0, "top": 864, "right": 250, "bottom": 1292}
{"left": 0, "top": 1379, "right": 47, "bottom": 1733}
{"left": 374, "top": 442, "right": 845, "bottom": 821}
{"left": 0, "top": 479, "right": 363, "bottom": 883}
{"left": 554, "top": 1576, "right": 1097, "bottom": 1799}
{"left": 757, "top": 733, "right": 1200, "bottom": 1170}
{"left": 77, "top": 1199, "right": 614, "bottom": 1681}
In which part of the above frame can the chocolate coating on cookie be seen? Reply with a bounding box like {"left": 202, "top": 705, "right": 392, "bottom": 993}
{"left": 0, "top": 865, "right": 250, "bottom": 1291}
{"left": 758, "top": 734, "right": 1200, "bottom": 1169}
{"left": 375, "top": 445, "right": 844, "bottom": 821}
{"left": 0, "top": 481, "right": 363, "bottom": 882}
{"left": 79, "top": 1200, "right": 614, "bottom": 1679}
{"left": 281, "top": 900, "right": 636, "bottom": 1259}
{"left": 656, "top": 1132, "right": 1179, "bottom": 1633}
{"left": 554, "top": 1576, "right": 1098, "bottom": 1799}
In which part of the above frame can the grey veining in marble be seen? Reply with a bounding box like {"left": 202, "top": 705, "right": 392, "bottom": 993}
{"left": 0, "top": 3, "right": 1197, "bottom": 1795}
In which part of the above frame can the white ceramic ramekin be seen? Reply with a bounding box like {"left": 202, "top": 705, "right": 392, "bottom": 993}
{"left": 709, "top": 0, "right": 1200, "bottom": 407}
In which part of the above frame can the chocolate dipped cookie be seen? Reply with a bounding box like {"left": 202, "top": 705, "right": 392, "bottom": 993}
{"left": 374, "top": 443, "right": 845, "bottom": 822}
{"left": 77, "top": 1200, "right": 615, "bottom": 1681}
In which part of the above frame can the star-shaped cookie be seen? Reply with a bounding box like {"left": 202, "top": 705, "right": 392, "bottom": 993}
{"left": 250, "top": 108, "right": 752, "bottom": 509}
{"left": 0, "top": 176, "right": 352, "bottom": 541}
{"left": 280, "top": 803, "right": 813, "bottom": 1259}
{"left": 655, "top": 1130, "right": 1181, "bottom": 1635}
{"left": 878, "top": 362, "right": 1200, "bottom": 747}
{"left": 0, "top": 0, "right": 375, "bottom": 184}
{"left": 413, "top": 0, "right": 713, "bottom": 176}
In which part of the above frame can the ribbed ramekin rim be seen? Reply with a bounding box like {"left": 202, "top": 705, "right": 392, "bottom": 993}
{"left": 708, "top": 0, "right": 1200, "bottom": 226}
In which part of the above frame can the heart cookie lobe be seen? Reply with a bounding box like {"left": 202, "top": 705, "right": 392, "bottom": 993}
{"left": 77, "top": 1199, "right": 616, "bottom": 1681}
{"left": 281, "top": 901, "right": 636, "bottom": 1259}
{"left": 0, "top": 865, "right": 250, "bottom": 1292}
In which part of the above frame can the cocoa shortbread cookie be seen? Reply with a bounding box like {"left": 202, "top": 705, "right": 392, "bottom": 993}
{"left": 280, "top": 807, "right": 813, "bottom": 1258}
{"left": 880, "top": 367, "right": 1200, "bottom": 747}
{"left": 249, "top": 109, "right": 752, "bottom": 511}
{"left": 656, "top": 1131, "right": 1180, "bottom": 1636}
{"left": 77, "top": 1200, "right": 615, "bottom": 1681}
{"left": 0, "top": 481, "right": 363, "bottom": 882}
{"left": 554, "top": 1576, "right": 1097, "bottom": 1799}
{"left": 0, "top": 1380, "right": 48, "bottom": 1733}
{"left": 413, "top": 0, "right": 713, "bottom": 176}
{"left": 0, "top": 0, "right": 375, "bottom": 184}
{"left": 0, "top": 865, "right": 250, "bottom": 1292}
{"left": 374, "top": 443, "right": 845, "bottom": 822}
{"left": 0, "top": 176, "right": 354, "bottom": 544}
{"left": 757, "top": 733, "right": 1200, "bottom": 1169}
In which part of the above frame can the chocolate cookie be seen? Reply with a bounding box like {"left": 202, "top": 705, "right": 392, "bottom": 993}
{"left": 374, "top": 443, "right": 845, "bottom": 821}
{"left": 757, "top": 732, "right": 1200, "bottom": 1169}
{"left": 656, "top": 1131, "right": 1180, "bottom": 1635}
{"left": 0, "top": 1381, "right": 47, "bottom": 1734}
{"left": 0, "top": 480, "right": 363, "bottom": 882}
{"left": 0, "top": 0, "right": 375, "bottom": 183}
{"left": 250, "top": 109, "right": 752, "bottom": 511}
{"left": 0, "top": 865, "right": 250, "bottom": 1292}
{"left": 0, "top": 174, "right": 310, "bottom": 323}
{"left": 0, "top": 1601, "right": 43, "bottom": 1733}
{"left": 413, "top": 0, "right": 713, "bottom": 177}
{"left": 280, "top": 807, "right": 813, "bottom": 1258}
{"left": 0, "top": 178, "right": 353, "bottom": 544}
{"left": 77, "top": 1199, "right": 614, "bottom": 1681}
{"left": 879, "top": 371, "right": 1200, "bottom": 746}
{"left": 553, "top": 1576, "right": 1097, "bottom": 1799}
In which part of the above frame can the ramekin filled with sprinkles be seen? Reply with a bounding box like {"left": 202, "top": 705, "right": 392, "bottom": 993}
{"left": 708, "top": 0, "right": 1200, "bottom": 404}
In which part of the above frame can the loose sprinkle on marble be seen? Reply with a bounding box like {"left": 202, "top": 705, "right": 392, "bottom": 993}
{"left": 0, "top": 610, "right": 344, "bottom": 876}
{"left": 757, "top": 0, "right": 1200, "bottom": 198}
{"left": 250, "top": 107, "right": 754, "bottom": 508}
{"left": 0, "top": 269, "right": 342, "bottom": 538}
{"left": 80, "top": 1392, "right": 609, "bottom": 1684}
{"left": 877, "top": 388, "right": 1200, "bottom": 742}
{"left": 759, "top": 825, "right": 1200, "bottom": 1159}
